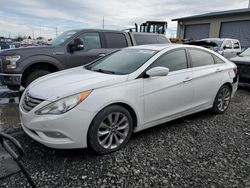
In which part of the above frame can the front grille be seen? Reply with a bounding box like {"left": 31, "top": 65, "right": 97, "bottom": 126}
{"left": 22, "top": 92, "right": 44, "bottom": 112}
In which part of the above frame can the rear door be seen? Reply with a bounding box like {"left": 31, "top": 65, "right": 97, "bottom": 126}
{"left": 103, "top": 32, "right": 130, "bottom": 55}
{"left": 187, "top": 48, "right": 224, "bottom": 107}
{"left": 66, "top": 32, "right": 107, "bottom": 68}
{"left": 143, "top": 49, "right": 194, "bottom": 124}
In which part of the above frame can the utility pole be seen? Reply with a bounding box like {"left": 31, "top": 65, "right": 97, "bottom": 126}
{"left": 55, "top": 26, "right": 58, "bottom": 37}
{"left": 249, "top": 0, "right": 250, "bottom": 8}
{"left": 102, "top": 16, "right": 104, "bottom": 29}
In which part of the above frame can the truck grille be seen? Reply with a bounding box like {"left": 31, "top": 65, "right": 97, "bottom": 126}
{"left": 22, "top": 92, "right": 44, "bottom": 112}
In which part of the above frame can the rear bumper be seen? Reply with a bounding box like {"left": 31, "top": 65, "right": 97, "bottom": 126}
{"left": 0, "top": 73, "right": 22, "bottom": 86}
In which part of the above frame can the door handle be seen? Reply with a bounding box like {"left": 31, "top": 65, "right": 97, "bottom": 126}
{"left": 215, "top": 68, "right": 222, "bottom": 73}
{"left": 98, "top": 53, "right": 106, "bottom": 57}
{"left": 183, "top": 77, "right": 192, "bottom": 83}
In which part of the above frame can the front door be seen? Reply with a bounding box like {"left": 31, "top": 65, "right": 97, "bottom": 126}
{"left": 143, "top": 49, "right": 194, "bottom": 124}
{"left": 66, "top": 32, "right": 107, "bottom": 68}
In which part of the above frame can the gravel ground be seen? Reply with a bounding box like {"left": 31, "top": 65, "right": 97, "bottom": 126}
{"left": 0, "top": 88, "right": 249, "bottom": 188}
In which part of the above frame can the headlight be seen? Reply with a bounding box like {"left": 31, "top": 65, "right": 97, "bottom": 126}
{"left": 5, "top": 55, "right": 21, "bottom": 69}
{"left": 35, "top": 90, "right": 92, "bottom": 115}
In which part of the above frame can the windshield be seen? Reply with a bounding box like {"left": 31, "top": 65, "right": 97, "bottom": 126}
{"left": 50, "top": 30, "right": 78, "bottom": 46}
{"left": 85, "top": 49, "right": 157, "bottom": 75}
{"left": 240, "top": 48, "right": 250, "bottom": 57}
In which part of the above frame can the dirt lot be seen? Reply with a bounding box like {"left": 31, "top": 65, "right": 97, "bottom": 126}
{"left": 0, "top": 87, "right": 249, "bottom": 188}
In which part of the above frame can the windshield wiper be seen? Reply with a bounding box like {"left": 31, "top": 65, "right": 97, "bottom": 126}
{"left": 94, "top": 69, "right": 116, "bottom": 74}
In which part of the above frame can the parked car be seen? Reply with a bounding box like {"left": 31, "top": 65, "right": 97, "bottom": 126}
{"left": 0, "top": 29, "right": 170, "bottom": 90}
{"left": 230, "top": 47, "right": 250, "bottom": 83}
{"left": 185, "top": 38, "right": 241, "bottom": 59}
{"left": 19, "top": 44, "right": 238, "bottom": 154}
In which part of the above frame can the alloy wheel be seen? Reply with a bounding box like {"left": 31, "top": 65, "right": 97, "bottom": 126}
{"left": 97, "top": 112, "right": 129, "bottom": 149}
{"left": 217, "top": 87, "right": 231, "bottom": 112}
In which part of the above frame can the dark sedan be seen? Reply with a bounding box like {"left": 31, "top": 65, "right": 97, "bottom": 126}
{"left": 230, "top": 48, "right": 250, "bottom": 83}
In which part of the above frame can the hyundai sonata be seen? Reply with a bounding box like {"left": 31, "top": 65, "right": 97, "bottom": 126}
{"left": 19, "top": 44, "right": 238, "bottom": 154}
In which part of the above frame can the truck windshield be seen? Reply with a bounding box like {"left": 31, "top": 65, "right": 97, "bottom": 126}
{"left": 85, "top": 49, "right": 157, "bottom": 75}
{"left": 50, "top": 30, "right": 77, "bottom": 46}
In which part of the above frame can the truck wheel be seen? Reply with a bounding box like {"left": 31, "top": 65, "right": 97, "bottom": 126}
{"left": 25, "top": 70, "right": 51, "bottom": 87}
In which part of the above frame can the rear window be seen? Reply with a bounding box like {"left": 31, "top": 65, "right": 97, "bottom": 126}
{"left": 134, "top": 34, "right": 158, "bottom": 45}
{"left": 105, "top": 33, "right": 128, "bottom": 48}
{"left": 189, "top": 49, "right": 215, "bottom": 67}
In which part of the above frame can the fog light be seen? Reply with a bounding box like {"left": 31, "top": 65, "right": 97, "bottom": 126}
{"left": 44, "top": 131, "right": 67, "bottom": 138}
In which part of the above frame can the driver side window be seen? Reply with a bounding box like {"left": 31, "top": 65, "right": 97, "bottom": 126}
{"left": 150, "top": 49, "right": 188, "bottom": 72}
{"left": 78, "top": 32, "right": 101, "bottom": 51}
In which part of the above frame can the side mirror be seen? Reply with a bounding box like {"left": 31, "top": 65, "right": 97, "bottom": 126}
{"left": 146, "top": 67, "right": 169, "bottom": 77}
{"left": 69, "top": 38, "right": 84, "bottom": 52}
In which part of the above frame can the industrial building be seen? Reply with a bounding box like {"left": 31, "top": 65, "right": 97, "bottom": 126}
{"left": 172, "top": 8, "right": 250, "bottom": 48}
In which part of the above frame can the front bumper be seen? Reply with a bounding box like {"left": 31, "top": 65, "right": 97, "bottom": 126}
{"left": 19, "top": 100, "right": 95, "bottom": 149}
{"left": 0, "top": 73, "right": 22, "bottom": 86}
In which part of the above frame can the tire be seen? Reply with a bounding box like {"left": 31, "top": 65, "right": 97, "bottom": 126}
{"left": 88, "top": 105, "right": 133, "bottom": 154}
{"left": 24, "top": 70, "right": 51, "bottom": 87}
{"left": 211, "top": 84, "right": 232, "bottom": 114}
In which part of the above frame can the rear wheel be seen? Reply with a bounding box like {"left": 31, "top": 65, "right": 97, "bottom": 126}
{"left": 88, "top": 105, "right": 133, "bottom": 154}
{"left": 24, "top": 70, "right": 51, "bottom": 87}
{"left": 211, "top": 84, "right": 232, "bottom": 114}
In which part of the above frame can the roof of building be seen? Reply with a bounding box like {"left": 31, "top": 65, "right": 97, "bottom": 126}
{"left": 172, "top": 8, "right": 250, "bottom": 21}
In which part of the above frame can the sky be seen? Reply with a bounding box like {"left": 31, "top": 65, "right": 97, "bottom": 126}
{"left": 0, "top": 0, "right": 249, "bottom": 39}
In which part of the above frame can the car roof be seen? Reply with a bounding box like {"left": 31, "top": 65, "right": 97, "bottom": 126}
{"left": 127, "top": 44, "right": 184, "bottom": 51}
{"left": 203, "top": 38, "right": 239, "bottom": 41}
{"left": 126, "top": 43, "right": 210, "bottom": 51}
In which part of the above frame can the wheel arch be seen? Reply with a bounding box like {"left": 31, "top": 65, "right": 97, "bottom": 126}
{"left": 87, "top": 101, "right": 139, "bottom": 144}
{"left": 21, "top": 62, "right": 61, "bottom": 86}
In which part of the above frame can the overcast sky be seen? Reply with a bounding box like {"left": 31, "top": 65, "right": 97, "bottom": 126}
{"left": 0, "top": 0, "right": 249, "bottom": 38}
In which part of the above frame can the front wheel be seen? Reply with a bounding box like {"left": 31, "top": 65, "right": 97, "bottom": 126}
{"left": 88, "top": 105, "right": 133, "bottom": 154}
{"left": 211, "top": 84, "right": 232, "bottom": 114}
{"left": 24, "top": 70, "right": 51, "bottom": 87}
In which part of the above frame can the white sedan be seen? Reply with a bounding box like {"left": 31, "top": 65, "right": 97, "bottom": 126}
{"left": 19, "top": 44, "right": 238, "bottom": 154}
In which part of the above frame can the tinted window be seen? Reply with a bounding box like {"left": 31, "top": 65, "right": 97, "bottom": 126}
{"left": 134, "top": 34, "right": 158, "bottom": 45}
{"left": 151, "top": 49, "right": 187, "bottom": 72}
{"left": 78, "top": 32, "right": 101, "bottom": 51}
{"left": 105, "top": 33, "right": 128, "bottom": 48}
{"left": 189, "top": 49, "right": 214, "bottom": 67}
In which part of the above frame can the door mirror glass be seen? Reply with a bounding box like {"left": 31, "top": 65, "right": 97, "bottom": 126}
{"left": 146, "top": 67, "right": 169, "bottom": 77}
{"left": 69, "top": 38, "right": 84, "bottom": 52}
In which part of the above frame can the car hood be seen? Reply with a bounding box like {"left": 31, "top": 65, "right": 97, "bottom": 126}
{"left": 0, "top": 45, "right": 65, "bottom": 59}
{"left": 27, "top": 67, "right": 128, "bottom": 101}
{"left": 230, "top": 56, "right": 250, "bottom": 65}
